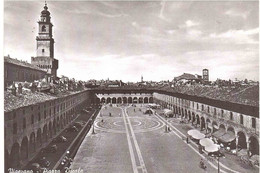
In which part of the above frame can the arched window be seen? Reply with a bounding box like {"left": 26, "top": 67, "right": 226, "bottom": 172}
{"left": 252, "top": 118, "right": 256, "bottom": 128}
{"left": 42, "top": 25, "right": 46, "bottom": 32}
{"left": 201, "top": 105, "right": 204, "bottom": 111}
{"left": 240, "top": 114, "right": 243, "bottom": 125}
{"left": 214, "top": 108, "right": 216, "bottom": 115}
{"left": 221, "top": 110, "right": 224, "bottom": 117}
{"left": 197, "top": 103, "right": 199, "bottom": 109}
{"left": 230, "top": 112, "right": 233, "bottom": 120}
{"left": 207, "top": 106, "right": 210, "bottom": 113}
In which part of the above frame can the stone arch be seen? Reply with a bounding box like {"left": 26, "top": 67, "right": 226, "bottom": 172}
{"left": 107, "top": 97, "right": 111, "bottom": 103}
{"left": 133, "top": 97, "right": 138, "bottom": 103}
{"left": 29, "top": 132, "right": 36, "bottom": 154}
{"left": 219, "top": 124, "right": 226, "bottom": 131}
{"left": 249, "top": 135, "right": 259, "bottom": 155}
{"left": 123, "top": 97, "right": 127, "bottom": 104}
{"left": 117, "top": 97, "right": 122, "bottom": 104}
{"left": 200, "top": 116, "right": 206, "bottom": 130}
{"left": 36, "top": 128, "right": 42, "bottom": 149}
{"left": 139, "top": 97, "right": 143, "bottom": 103}
{"left": 144, "top": 97, "right": 148, "bottom": 103}
{"left": 9, "top": 142, "right": 20, "bottom": 169}
{"left": 112, "top": 97, "right": 117, "bottom": 104}
{"left": 206, "top": 118, "right": 211, "bottom": 133}
{"left": 196, "top": 114, "right": 200, "bottom": 125}
{"left": 128, "top": 97, "right": 133, "bottom": 104}
{"left": 188, "top": 111, "right": 191, "bottom": 120}
{"left": 227, "top": 126, "right": 235, "bottom": 133}
{"left": 20, "top": 136, "right": 29, "bottom": 161}
{"left": 53, "top": 119, "right": 56, "bottom": 135}
{"left": 212, "top": 121, "right": 218, "bottom": 133}
{"left": 48, "top": 122, "right": 52, "bottom": 138}
{"left": 42, "top": 124, "right": 48, "bottom": 143}
{"left": 192, "top": 113, "right": 195, "bottom": 124}
{"left": 149, "top": 97, "right": 153, "bottom": 103}
{"left": 237, "top": 131, "right": 247, "bottom": 150}
{"left": 101, "top": 97, "right": 106, "bottom": 103}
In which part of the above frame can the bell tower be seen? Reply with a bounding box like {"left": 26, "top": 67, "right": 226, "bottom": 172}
{"left": 31, "top": 2, "right": 58, "bottom": 78}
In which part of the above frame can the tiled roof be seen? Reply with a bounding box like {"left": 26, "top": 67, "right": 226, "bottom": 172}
{"left": 4, "top": 56, "right": 46, "bottom": 72}
{"left": 4, "top": 89, "right": 82, "bottom": 112}
{"left": 174, "top": 73, "right": 198, "bottom": 81}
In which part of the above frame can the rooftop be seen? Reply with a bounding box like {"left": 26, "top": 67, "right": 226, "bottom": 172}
{"left": 4, "top": 56, "right": 46, "bottom": 72}
{"left": 158, "top": 84, "right": 259, "bottom": 107}
{"left": 174, "top": 73, "right": 198, "bottom": 81}
{"left": 4, "top": 88, "right": 82, "bottom": 112}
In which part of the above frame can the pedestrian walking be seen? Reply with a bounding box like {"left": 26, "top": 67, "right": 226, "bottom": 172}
{"left": 186, "top": 136, "right": 189, "bottom": 144}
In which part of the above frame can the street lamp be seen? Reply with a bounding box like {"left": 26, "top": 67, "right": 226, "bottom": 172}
{"left": 165, "top": 114, "right": 168, "bottom": 133}
{"left": 211, "top": 152, "right": 225, "bottom": 173}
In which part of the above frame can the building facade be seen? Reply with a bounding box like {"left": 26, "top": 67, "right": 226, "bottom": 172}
{"left": 4, "top": 90, "right": 94, "bottom": 170}
{"left": 153, "top": 91, "right": 259, "bottom": 156}
{"left": 4, "top": 56, "right": 47, "bottom": 88}
{"left": 31, "top": 3, "right": 58, "bottom": 78}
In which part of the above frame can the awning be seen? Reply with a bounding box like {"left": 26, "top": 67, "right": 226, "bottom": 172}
{"left": 219, "top": 131, "right": 235, "bottom": 143}
{"left": 187, "top": 129, "right": 205, "bottom": 140}
{"left": 200, "top": 138, "right": 214, "bottom": 147}
{"left": 205, "top": 144, "right": 220, "bottom": 153}
{"left": 188, "top": 129, "right": 200, "bottom": 136}
{"left": 164, "top": 109, "right": 173, "bottom": 114}
{"left": 212, "top": 128, "right": 225, "bottom": 138}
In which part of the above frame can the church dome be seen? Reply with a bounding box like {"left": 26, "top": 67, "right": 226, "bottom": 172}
{"left": 41, "top": 4, "right": 50, "bottom": 16}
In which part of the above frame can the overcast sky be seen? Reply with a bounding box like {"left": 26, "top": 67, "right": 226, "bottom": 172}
{"left": 4, "top": 1, "right": 259, "bottom": 82}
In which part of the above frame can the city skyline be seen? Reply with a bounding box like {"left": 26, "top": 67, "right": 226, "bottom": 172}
{"left": 4, "top": 1, "right": 259, "bottom": 82}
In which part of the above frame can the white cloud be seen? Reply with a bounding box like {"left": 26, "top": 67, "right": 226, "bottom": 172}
{"left": 185, "top": 20, "right": 199, "bottom": 27}
{"left": 187, "top": 29, "right": 202, "bottom": 39}
{"left": 225, "top": 9, "right": 249, "bottom": 19}
{"left": 209, "top": 28, "right": 259, "bottom": 44}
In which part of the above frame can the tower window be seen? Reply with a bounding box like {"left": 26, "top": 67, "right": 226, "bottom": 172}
{"left": 42, "top": 49, "right": 45, "bottom": 53}
{"left": 42, "top": 25, "right": 46, "bottom": 32}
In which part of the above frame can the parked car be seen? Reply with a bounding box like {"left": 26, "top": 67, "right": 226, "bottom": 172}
{"left": 40, "top": 145, "right": 57, "bottom": 153}
{"left": 74, "top": 121, "right": 86, "bottom": 128}
{"left": 36, "top": 157, "right": 50, "bottom": 167}
{"left": 82, "top": 109, "right": 89, "bottom": 113}
{"left": 86, "top": 107, "right": 92, "bottom": 111}
{"left": 65, "top": 126, "right": 79, "bottom": 132}
{"left": 52, "top": 136, "right": 67, "bottom": 143}
{"left": 31, "top": 163, "right": 45, "bottom": 173}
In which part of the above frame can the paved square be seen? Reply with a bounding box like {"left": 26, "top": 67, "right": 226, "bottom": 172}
{"left": 71, "top": 105, "right": 228, "bottom": 173}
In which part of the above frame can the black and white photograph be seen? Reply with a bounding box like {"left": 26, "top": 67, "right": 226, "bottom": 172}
{"left": 3, "top": 0, "right": 259, "bottom": 173}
